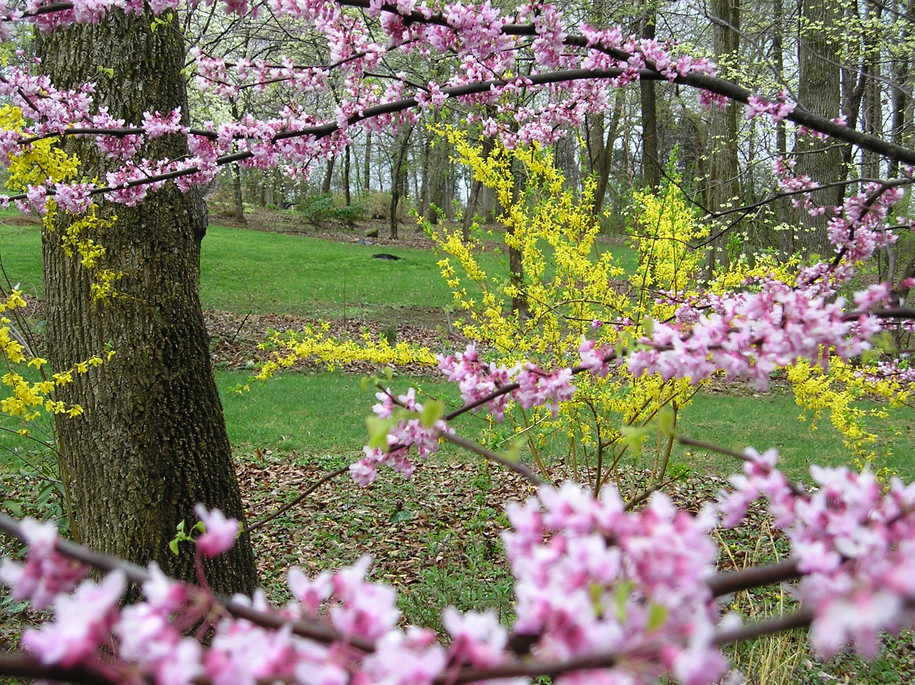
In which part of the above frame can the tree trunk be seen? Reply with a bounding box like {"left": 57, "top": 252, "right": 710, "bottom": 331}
{"left": 37, "top": 10, "right": 258, "bottom": 594}
{"left": 231, "top": 165, "right": 246, "bottom": 224}
{"left": 861, "top": 1, "right": 883, "bottom": 180}
{"left": 389, "top": 125, "right": 413, "bottom": 239}
{"left": 706, "top": 0, "right": 741, "bottom": 274}
{"left": 321, "top": 157, "right": 335, "bottom": 195}
{"left": 888, "top": 0, "right": 914, "bottom": 178}
{"left": 229, "top": 101, "right": 246, "bottom": 223}
{"left": 463, "top": 138, "right": 495, "bottom": 240}
{"left": 639, "top": 4, "right": 660, "bottom": 190}
{"left": 363, "top": 130, "right": 372, "bottom": 193}
{"left": 343, "top": 145, "right": 352, "bottom": 206}
{"left": 792, "top": 0, "right": 845, "bottom": 254}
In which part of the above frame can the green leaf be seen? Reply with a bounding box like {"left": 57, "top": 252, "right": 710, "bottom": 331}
{"left": 366, "top": 415, "right": 393, "bottom": 449}
{"left": 420, "top": 399, "right": 445, "bottom": 428}
{"left": 169, "top": 538, "right": 180, "bottom": 555}
{"left": 384, "top": 366, "right": 395, "bottom": 381}
{"left": 501, "top": 438, "right": 524, "bottom": 463}
{"left": 588, "top": 582, "right": 604, "bottom": 617}
{"left": 657, "top": 405, "right": 675, "bottom": 436}
{"left": 96, "top": 66, "right": 114, "bottom": 78}
{"left": 647, "top": 602, "right": 668, "bottom": 631}
{"left": 2, "top": 500, "right": 23, "bottom": 517}
{"left": 619, "top": 424, "right": 648, "bottom": 455}
{"left": 613, "top": 580, "right": 634, "bottom": 623}
{"left": 390, "top": 508, "right": 413, "bottom": 523}
{"left": 642, "top": 318, "right": 655, "bottom": 337}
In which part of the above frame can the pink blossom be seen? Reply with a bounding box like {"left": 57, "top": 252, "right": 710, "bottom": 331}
{"left": 194, "top": 504, "right": 239, "bottom": 558}
{"left": 0, "top": 518, "right": 86, "bottom": 610}
{"left": 22, "top": 571, "right": 125, "bottom": 666}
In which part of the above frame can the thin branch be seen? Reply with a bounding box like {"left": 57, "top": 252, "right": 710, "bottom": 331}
{"left": 439, "top": 431, "right": 544, "bottom": 486}
{"left": 706, "top": 558, "right": 802, "bottom": 597}
{"left": 0, "top": 513, "right": 373, "bottom": 651}
{"left": 242, "top": 465, "right": 349, "bottom": 535}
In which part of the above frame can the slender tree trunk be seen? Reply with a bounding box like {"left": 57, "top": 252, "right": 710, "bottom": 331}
{"left": 639, "top": 4, "right": 660, "bottom": 189}
{"left": 425, "top": 135, "right": 451, "bottom": 224}
{"left": 389, "top": 125, "right": 412, "bottom": 239}
{"left": 343, "top": 145, "right": 352, "bottom": 206}
{"left": 888, "top": 0, "right": 914, "bottom": 178}
{"left": 861, "top": 1, "right": 884, "bottom": 180}
{"left": 587, "top": 89, "right": 623, "bottom": 217}
{"left": 228, "top": 101, "right": 245, "bottom": 223}
{"left": 231, "top": 165, "right": 245, "bottom": 223}
{"left": 363, "top": 130, "right": 372, "bottom": 193}
{"left": 770, "top": 0, "right": 792, "bottom": 237}
{"left": 463, "top": 138, "right": 494, "bottom": 240}
{"left": 706, "top": 0, "right": 741, "bottom": 274}
{"left": 321, "top": 158, "right": 335, "bottom": 195}
{"left": 419, "top": 130, "right": 431, "bottom": 219}
{"left": 793, "top": 0, "right": 845, "bottom": 254}
{"left": 37, "top": 10, "right": 257, "bottom": 593}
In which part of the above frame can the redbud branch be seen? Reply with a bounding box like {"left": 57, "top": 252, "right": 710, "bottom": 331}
{"left": 712, "top": 608, "right": 813, "bottom": 646}
{"left": 333, "top": 0, "right": 915, "bottom": 164}
{"left": 439, "top": 431, "right": 544, "bottom": 486}
{"left": 842, "top": 307, "right": 915, "bottom": 321}
{"left": 242, "top": 465, "right": 350, "bottom": 535}
{"left": 0, "top": 653, "right": 115, "bottom": 684}
{"left": 0, "top": 604, "right": 816, "bottom": 685}
{"left": 451, "top": 609, "right": 814, "bottom": 683}
{"left": 706, "top": 558, "right": 802, "bottom": 597}
{"left": 676, "top": 435, "right": 807, "bottom": 497}
{"left": 0, "top": 513, "right": 374, "bottom": 651}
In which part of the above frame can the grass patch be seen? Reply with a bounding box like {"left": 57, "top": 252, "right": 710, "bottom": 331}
{"left": 219, "top": 369, "right": 912, "bottom": 484}
{"left": 672, "top": 390, "right": 915, "bottom": 482}
{"left": 0, "top": 213, "right": 639, "bottom": 320}
{"left": 218, "top": 370, "right": 462, "bottom": 456}
{"left": 0, "top": 219, "right": 43, "bottom": 296}
{"left": 200, "top": 224, "right": 511, "bottom": 317}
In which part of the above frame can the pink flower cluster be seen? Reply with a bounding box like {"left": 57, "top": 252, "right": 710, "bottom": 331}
{"left": 745, "top": 91, "right": 796, "bottom": 122}
{"left": 502, "top": 481, "right": 728, "bottom": 684}
{"left": 720, "top": 449, "right": 915, "bottom": 658}
{"left": 438, "top": 344, "right": 575, "bottom": 419}
{"left": 627, "top": 281, "right": 881, "bottom": 389}
{"left": 0, "top": 518, "right": 86, "bottom": 609}
{"left": 9, "top": 448, "right": 915, "bottom": 683}
{"left": 0, "top": 0, "right": 742, "bottom": 212}
{"left": 349, "top": 387, "right": 450, "bottom": 486}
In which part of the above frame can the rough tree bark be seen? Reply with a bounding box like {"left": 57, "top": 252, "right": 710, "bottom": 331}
{"left": 639, "top": 2, "right": 660, "bottom": 190}
{"left": 37, "top": 10, "right": 258, "bottom": 594}
{"left": 705, "top": 0, "right": 741, "bottom": 274}
{"left": 792, "top": 0, "right": 845, "bottom": 254}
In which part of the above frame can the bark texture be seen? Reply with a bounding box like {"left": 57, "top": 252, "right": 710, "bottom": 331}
{"left": 792, "top": 0, "right": 845, "bottom": 253}
{"left": 37, "top": 11, "right": 258, "bottom": 594}
{"left": 705, "top": 0, "right": 741, "bottom": 273}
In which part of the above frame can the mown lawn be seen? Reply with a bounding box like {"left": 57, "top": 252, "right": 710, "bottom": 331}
{"left": 0, "top": 209, "right": 910, "bottom": 483}
{"left": 0, "top": 213, "right": 639, "bottom": 319}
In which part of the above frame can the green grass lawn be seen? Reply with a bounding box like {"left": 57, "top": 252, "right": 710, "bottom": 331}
{"left": 0, "top": 220, "right": 43, "bottom": 295}
{"left": 199, "top": 224, "right": 510, "bottom": 318}
{"left": 224, "top": 371, "right": 913, "bottom": 483}
{"left": 672, "top": 391, "right": 914, "bottom": 482}
{"left": 217, "top": 370, "right": 461, "bottom": 458}
{"left": 0, "top": 212, "right": 638, "bottom": 317}
{"left": 0, "top": 208, "right": 908, "bottom": 484}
